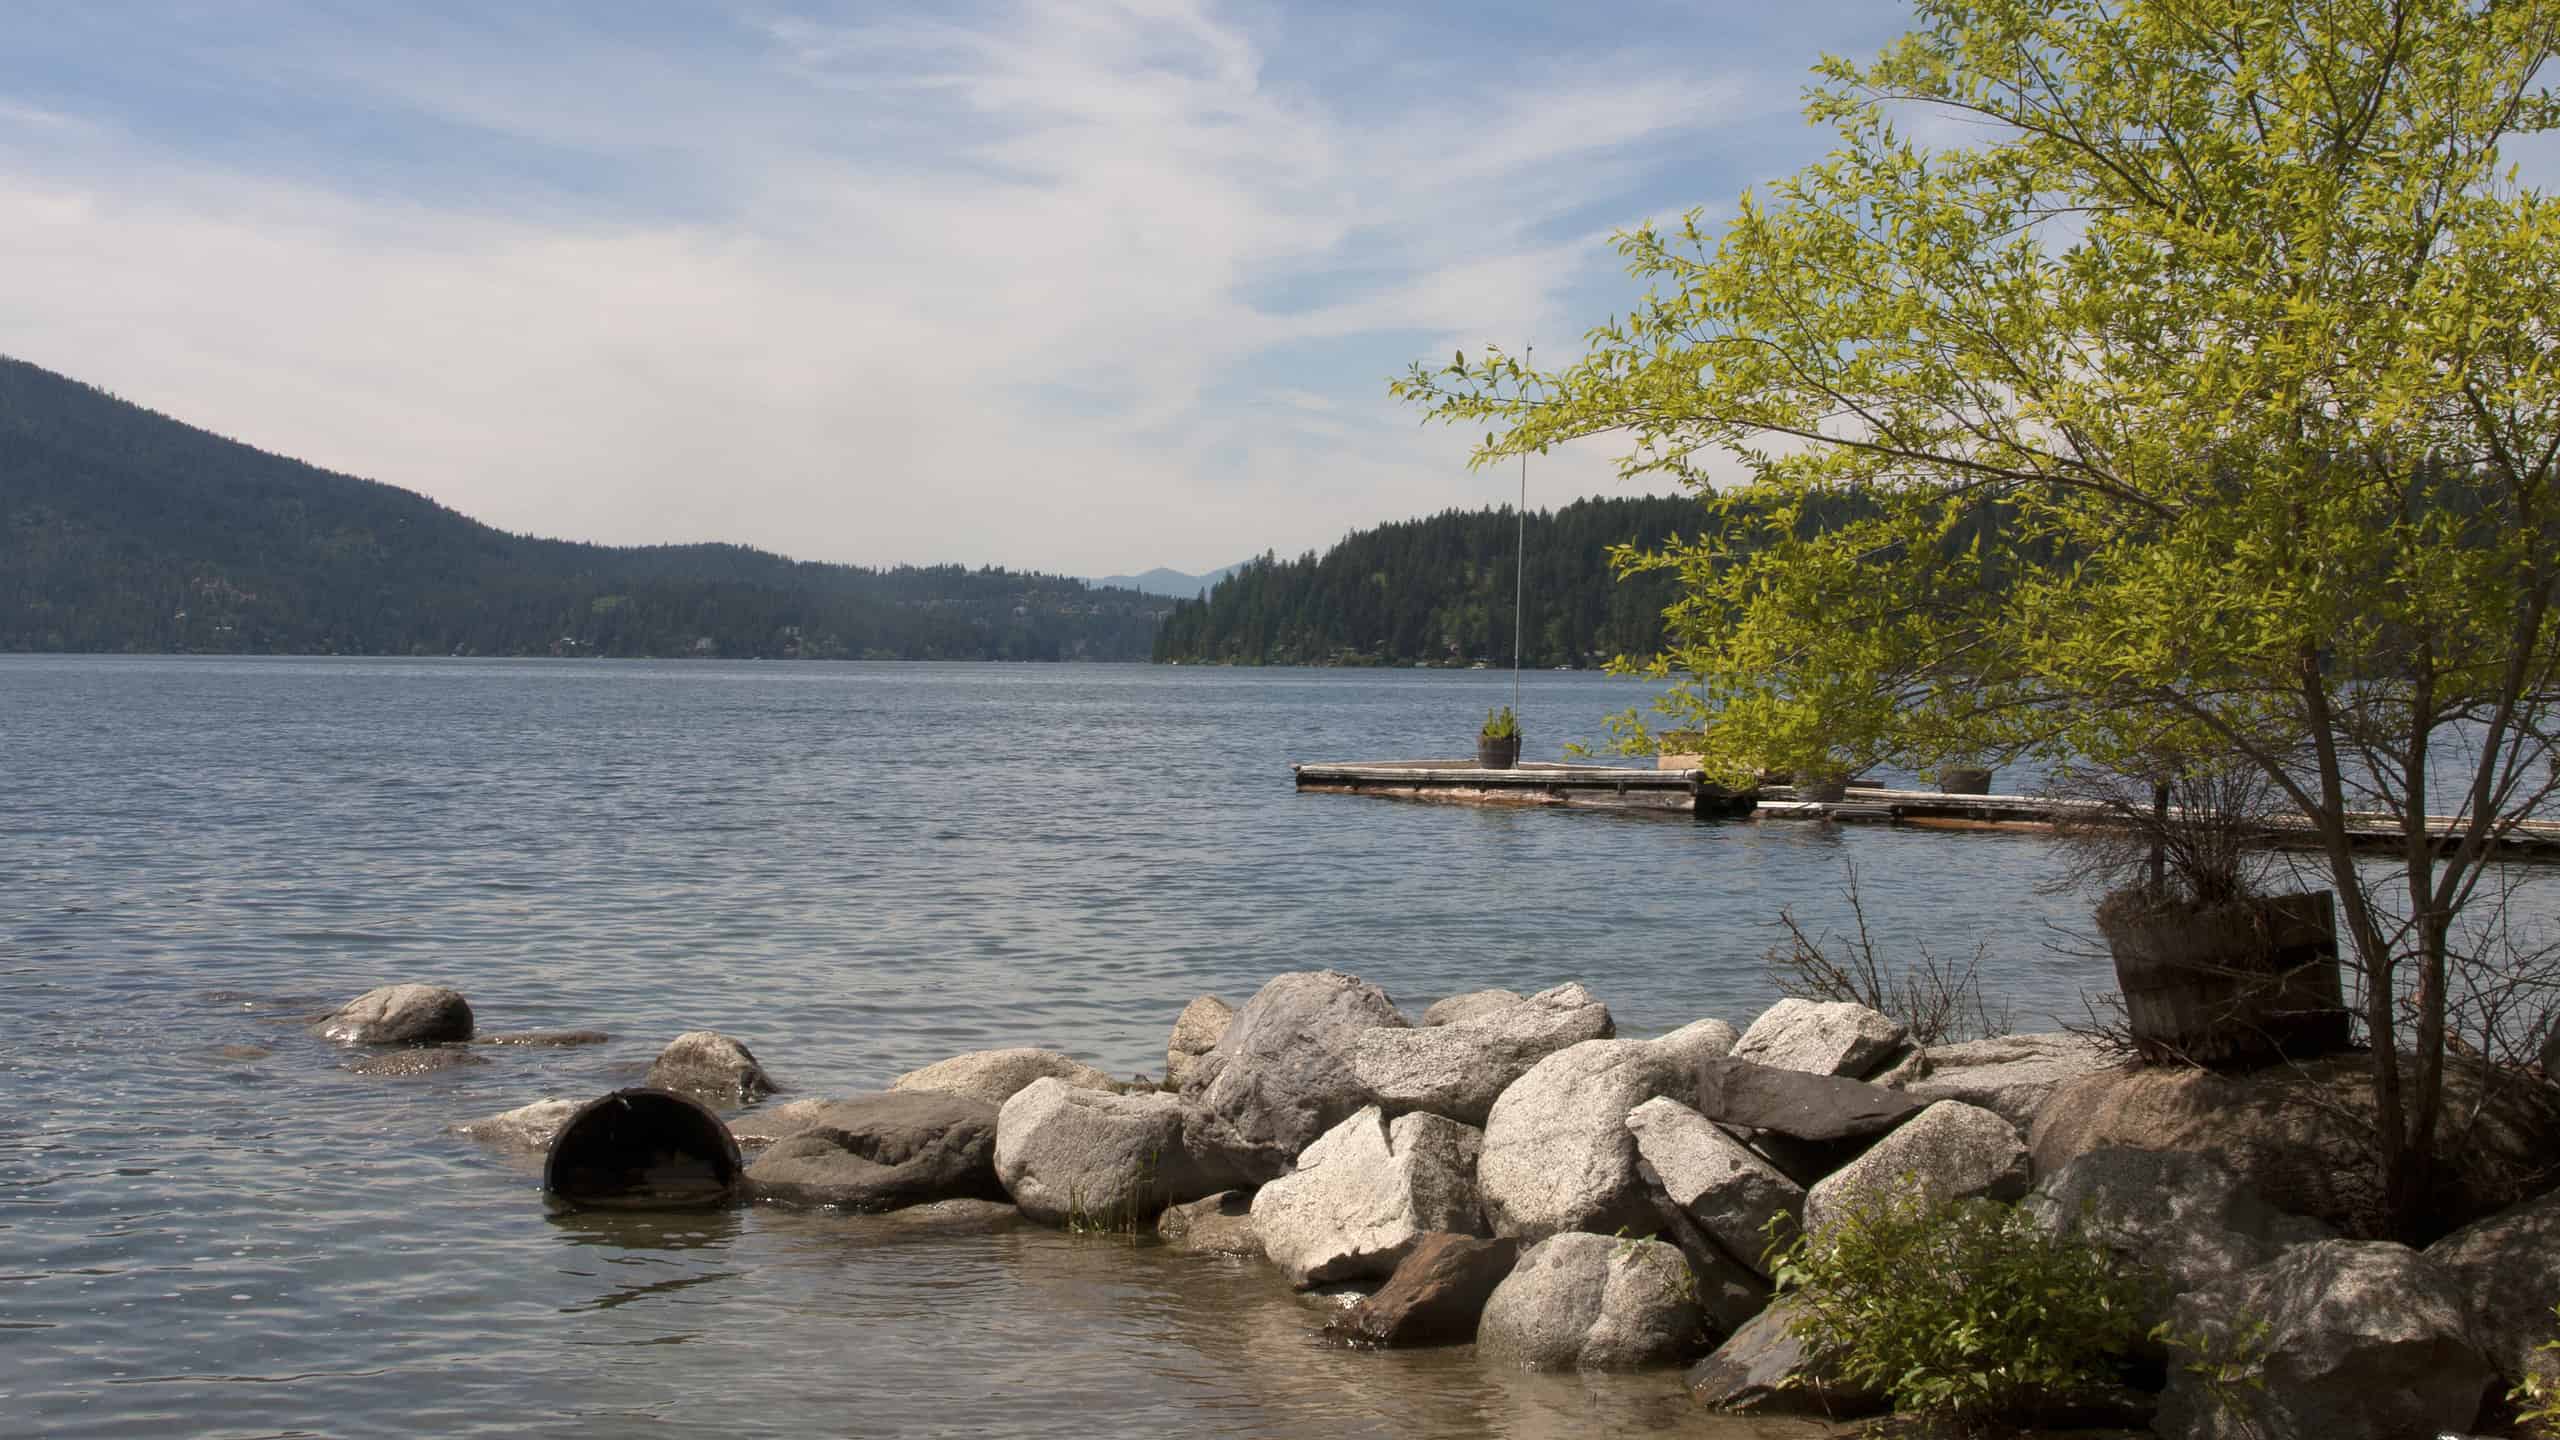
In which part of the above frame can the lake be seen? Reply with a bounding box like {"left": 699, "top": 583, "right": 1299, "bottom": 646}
{"left": 0, "top": 656, "right": 2296, "bottom": 1436}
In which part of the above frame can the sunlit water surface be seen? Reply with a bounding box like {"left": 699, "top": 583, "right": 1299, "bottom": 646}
{"left": 6, "top": 656, "right": 2486, "bottom": 1438}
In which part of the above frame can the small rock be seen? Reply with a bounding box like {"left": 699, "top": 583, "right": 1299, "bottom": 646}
{"left": 644, "top": 1031, "right": 776, "bottom": 1106}
{"left": 348, "top": 1046, "right": 484, "bottom": 1077}
{"left": 890, "top": 1047, "right": 1117, "bottom": 1107}
{"left": 453, "top": 1097, "right": 581, "bottom": 1153}
{"left": 1249, "top": 1106, "right": 1485, "bottom": 1287}
{"left": 2426, "top": 1186, "right": 2560, "bottom": 1396}
{"left": 1327, "top": 1233, "right": 1518, "bottom": 1346}
{"left": 993, "top": 1077, "right": 1258, "bottom": 1228}
{"left": 1352, "top": 982, "right": 1614, "bottom": 1125}
{"left": 1876, "top": 1032, "right": 2112, "bottom": 1128}
{"left": 1803, "top": 1100, "right": 2028, "bottom": 1233}
{"left": 1477, "top": 1232, "right": 1707, "bottom": 1370}
{"left": 475, "top": 1030, "right": 611, "bottom": 1048}
{"left": 1421, "top": 989, "right": 1524, "bottom": 1027}
{"left": 2155, "top": 1240, "right": 2494, "bottom": 1440}
{"left": 1626, "top": 1097, "right": 1803, "bottom": 1278}
{"left": 1165, "top": 995, "right": 1235, "bottom": 1092}
{"left": 1688, "top": 1297, "right": 1886, "bottom": 1418}
{"left": 1198, "top": 969, "right": 1410, "bottom": 1181}
{"left": 744, "top": 1091, "right": 1004, "bottom": 1212}
{"left": 2022, "top": 1146, "right": 2332, "bottom": 1328}
{"left": 313, "top": 984, "right": 474, "bottom": 1045}
{"left": 1693, "top": 1054, "right": 1928, "bottom": 1141}
{"left": 1157, "top": 1190, "right": 1262, "bottom": 1257}
{"left": 1732, "top": 998, "right": 1906, "bottom": 1078}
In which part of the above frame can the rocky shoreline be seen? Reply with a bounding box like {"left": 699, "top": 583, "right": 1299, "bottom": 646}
{"left": 312, "top": 974, "right": 2560, "bottom": 1438}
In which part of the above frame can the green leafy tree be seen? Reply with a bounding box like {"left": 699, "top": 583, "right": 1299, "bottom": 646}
{"left": 1398, "top": 0, "right": 2560, "bottom": 1238}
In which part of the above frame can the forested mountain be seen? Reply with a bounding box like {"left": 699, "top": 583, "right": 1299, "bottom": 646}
{"left": 0, "top": 357, "right": 1171, "bottom": 659}
{"left": 1151, "top": 496, "right": 1701, "bottom": 667}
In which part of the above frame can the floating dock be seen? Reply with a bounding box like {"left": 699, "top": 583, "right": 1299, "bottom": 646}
{"left": 1292, "top": 761, "right": 2560, "bottom": 859}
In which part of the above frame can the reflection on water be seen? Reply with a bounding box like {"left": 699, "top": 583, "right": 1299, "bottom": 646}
{"left": 4, "top": 656, "right": 2545, "bottom": 1437}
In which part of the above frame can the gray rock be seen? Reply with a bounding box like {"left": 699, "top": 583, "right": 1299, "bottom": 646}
{"left": 1687, "top": 1297, "right": 1886, "bottom": 1418}
{"left": 2022, "top": 1146, "right": 2333, "bottom": 1327}
{"left": 725, "top": 1097, "right": 841, "bottom": 1153}
{"left": 643, "top": 1031, "right": 776, "bottom": 1105}
{"left": 1328, "top": 1233, "right": 1518, "bottom": 1346}
{"left": 1422, "top": 989, "right": 1524, "bottom": 1027}
{"left": 347, "top": 1046, "right": 484, "bottom": 1077}
{"left": 1803, "top": 1100, "right": 2028, "bottom": 1233}
{"left": 475, "top": 1029, "right": 610, "bottom": 1048}
{"left": 2426, "top": 1187, "right": 2560, "bottom": 1395}
{"left": 2156, "top": 1240, "right": 2494, "bottom": 1440}
{"left": 1477, "top": 1232, "right": 1708, "bottom": 1370}
{"left": 993, "top": 1077, "right": 1257, "bottom": 1228}
{"left": 1626, "top": 1097, "right": 1803, "bottom": 1278}
{"left": 313, "top": 984, "right": 473, "bottom": 1045}
{"left": 1477, "top": 1037, "right": 1697, "bottom": 1242}
{"left": 1693, "top": 1054, "right": 1928, "bottom": 1141}
{"left": 1638, "top": 1190, "right": 1775, "bottom": 1341}
{"left": 1732, "top": 998, "right": 1906, "bottom": 1078}
{"left": 453, "top": 1097, "right": 580, "bottom": 1153}
{"left": 1248, "top": 1105, "right": 1485, "bottom": 1287}
{"left": 1156, "top": 1190, "right": 1262, "bottom": 1257}
{"left": 1165, "top": 995, "right": 1234, "bottom": 1093}
{"left": 1197, "top": 969, "right": 1409, "bottom": 1180}
{"left": 859, "top": 1198, "right": 1023, "bottom": 1234}
{"left": 1651, "top": 1017, "right": 1741, "bottom": 1067}
{"left": 1352, "top": 982, "right": 1614, "bottom": 1125}
{"left": 1876, "top": 1032, "right": 2113, "bottom": 1128}
{"left": 890, "top": 1047, "right": 1117, "bottom": 1107}
{"left": 744, "top": 1091, "right": 1003, "bottom": 1212}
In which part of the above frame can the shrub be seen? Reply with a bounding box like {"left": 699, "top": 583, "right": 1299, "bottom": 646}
{"left": 1768, "top": 1179, "right": 2150, "bottom": 1433}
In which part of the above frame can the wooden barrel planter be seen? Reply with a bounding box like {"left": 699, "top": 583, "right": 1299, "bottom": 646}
{"left": 1938, "top": 765, "right": 1994, "bottom": 795}
{"left": 544, "top": 1088, "right": 744, "bottom": 1210}
{"left": 1799, "top": 774, "right": 1850, "bottom": 803}
{"left": 1476, "top": 734, "right": 1521, "bottom": 769}
{"left": 2097, "top": 890, "right": 2352, "bottom": 1067}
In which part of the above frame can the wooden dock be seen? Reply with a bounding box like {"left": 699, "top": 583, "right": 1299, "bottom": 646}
{"left": 1292, "top": 761, "right": 2560, "bottom": 859}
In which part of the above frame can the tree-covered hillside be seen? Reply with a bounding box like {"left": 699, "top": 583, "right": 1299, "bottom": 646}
{"left": 1150, "top": 496, "right": 1700, "bottom": 667}
{"left": 0, "top": 357, "right": 1171, "bottom": 659}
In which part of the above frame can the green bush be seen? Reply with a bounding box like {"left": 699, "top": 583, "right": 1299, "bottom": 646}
{"left": 2514, "top": 1304, "right": 2560, "bottom": 1436}
{"left": 1767, "top": 1179, "right": 2151, "bottom": 1433}
{"left": 1480, "top": 705, "right": 1520, "bottom": 740}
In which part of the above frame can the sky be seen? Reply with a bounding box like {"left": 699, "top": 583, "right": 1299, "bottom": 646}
{"left": 0, "top": 1, "right": 1911, "bottom": 576}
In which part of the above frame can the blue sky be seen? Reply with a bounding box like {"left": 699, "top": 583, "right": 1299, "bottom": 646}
{"left": 0, "top": 1, "right": 1909, "bottom": 573}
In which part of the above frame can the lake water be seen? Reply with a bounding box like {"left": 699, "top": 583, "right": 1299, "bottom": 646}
{"left": 0, "top": 656, "right": 2370, "bottom": 1437}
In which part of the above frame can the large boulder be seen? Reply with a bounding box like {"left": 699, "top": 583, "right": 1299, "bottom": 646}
{"left": 1692, "top": 1054, "right": 1927, "bottom": 1141}
{"left": 1196, "top": 970, "right": 1408, "bottom": 1179}
{"left": 2022, "top": 1146, "right": 2332, "bottom": 1326}
{"left": 1422, "top": 989, "right": 1524, "bottom": 1027}
{"left": 1477, "top": 1036, "right": 1696, "bottom": 1241}
{"left": 1248, "top": 1105, "right": 1485, "bottom": 1287}
{"left": 1803, "top": 1100, "right": 2028, "bottom": 1234}
{"left": 644, "top": 1031, "right": 776, "bottom": 1105}
{"left": 453, "top": 1097, "right": 580, "bottom": 1153}
{"left": 1626, "top": 1097, "right": 1803, "bottom": 1278}
{"left": 890, "top": 1048, "right": 1116, "bottom": 1107}
{"left": 1476, "top": 1232, "right": 1707, "bottom": 1370}
{"left": 2030, "top": 1054, "right": 2560, "bottom": 1238}
{"left": 1351, "top": 982, "right": 1614, "bottom": 1125}
{"left": 1688, "top": 1296, "right": 1887, "bottom": 1419}
{"left": 993, "top": 1077, "right": 1256, "bottom": 1228}
{"left": 313, "top": 984, "right": 473, "bottom": 1045}
{"left": 1874, "top": 1032, "right": 2113, "bottom": 1129}
{"left": 1156, "top": 1190, "right": 1261, "bottom": 1257}
{"left": 1732, "top": 998, "right": 1906, "bottom": 1078}
{"left": 743, "top": 1091, "right": 1003, "bottom": 1211}
{"left": 1164, "top": 995, "right": 1234, "bottom": 1093}
{"left": 2155, "top": 1240, "right": 2494, "bottom": 1440}
{"left": 2426, "top": 1187, "right": 2560, "bottom": 1395}
{"left": 1327, "top": 1233, "right": 1519, "bottom": 1346}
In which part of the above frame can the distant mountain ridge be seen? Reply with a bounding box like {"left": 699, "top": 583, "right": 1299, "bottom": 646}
{"left": 1090, "top": 562, "right": 1246, "bottom": 598}
{"left": 0, "top": 357, "right": 1172, "bottom": 659}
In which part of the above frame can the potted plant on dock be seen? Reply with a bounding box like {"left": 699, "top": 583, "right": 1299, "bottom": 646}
{"left": 1935, "top": 758, "right": 1996, "bottom": 794}
{"left": 1477, "top": 706, "right": 1522, "bottom": 769}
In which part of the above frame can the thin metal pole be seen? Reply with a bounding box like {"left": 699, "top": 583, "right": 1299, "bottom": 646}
{"left": 1513, "top": 346, "right": 1529, "bottom": 714}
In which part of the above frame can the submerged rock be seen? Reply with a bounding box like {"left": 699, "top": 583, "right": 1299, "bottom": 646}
{"left": 1328, "top": 1233, "right": 1518, "bottom": 1346}
{"left": 1732, "top": 998, "right": 1906, "bottom": 1079}
{"left": 890, "top": 1048, "right": 1116, "bottom": 1107}
{"left": 453, "top": 1097, "right": 581, "bottom": 1153}
{"left": 993, "top": 1077, "right": 1258, "bottom": 1228}
{"left": 1197, "top": 969, "right": 1409, "bottom": 1180}
{"left": 1165, "top": 995, "right": 1235, "bottom": 1093}
{"left": 348, "top": 1045, "right": 484, "bottom": 1077}
{"left": 1249, "top": 1106, "right": 1485, "bottom": 1287}
{"left": 313, "top": 984, "right": 473, "bottom": 1045}
{"left": 745, "top": 1091, "right": 1005, "bottom": 1212}
{"left": 1477, "top": 1232, "right": 1707, "bottom": 1370}
{"left": 475, "top": 1029, "right": 611, "bottom": 1048}
{"left": 1157, "top": 1190, "right": 1262, "bottom": 1257}
{"left": 1351, "top": 982, "right": 1614, "bottom": 1126}
{"left": 644, "top": 1031, "right": 776, "bottom": 1106}
{"left": 1803, "top": 1100, "right": 2027, "bottom": 1233}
